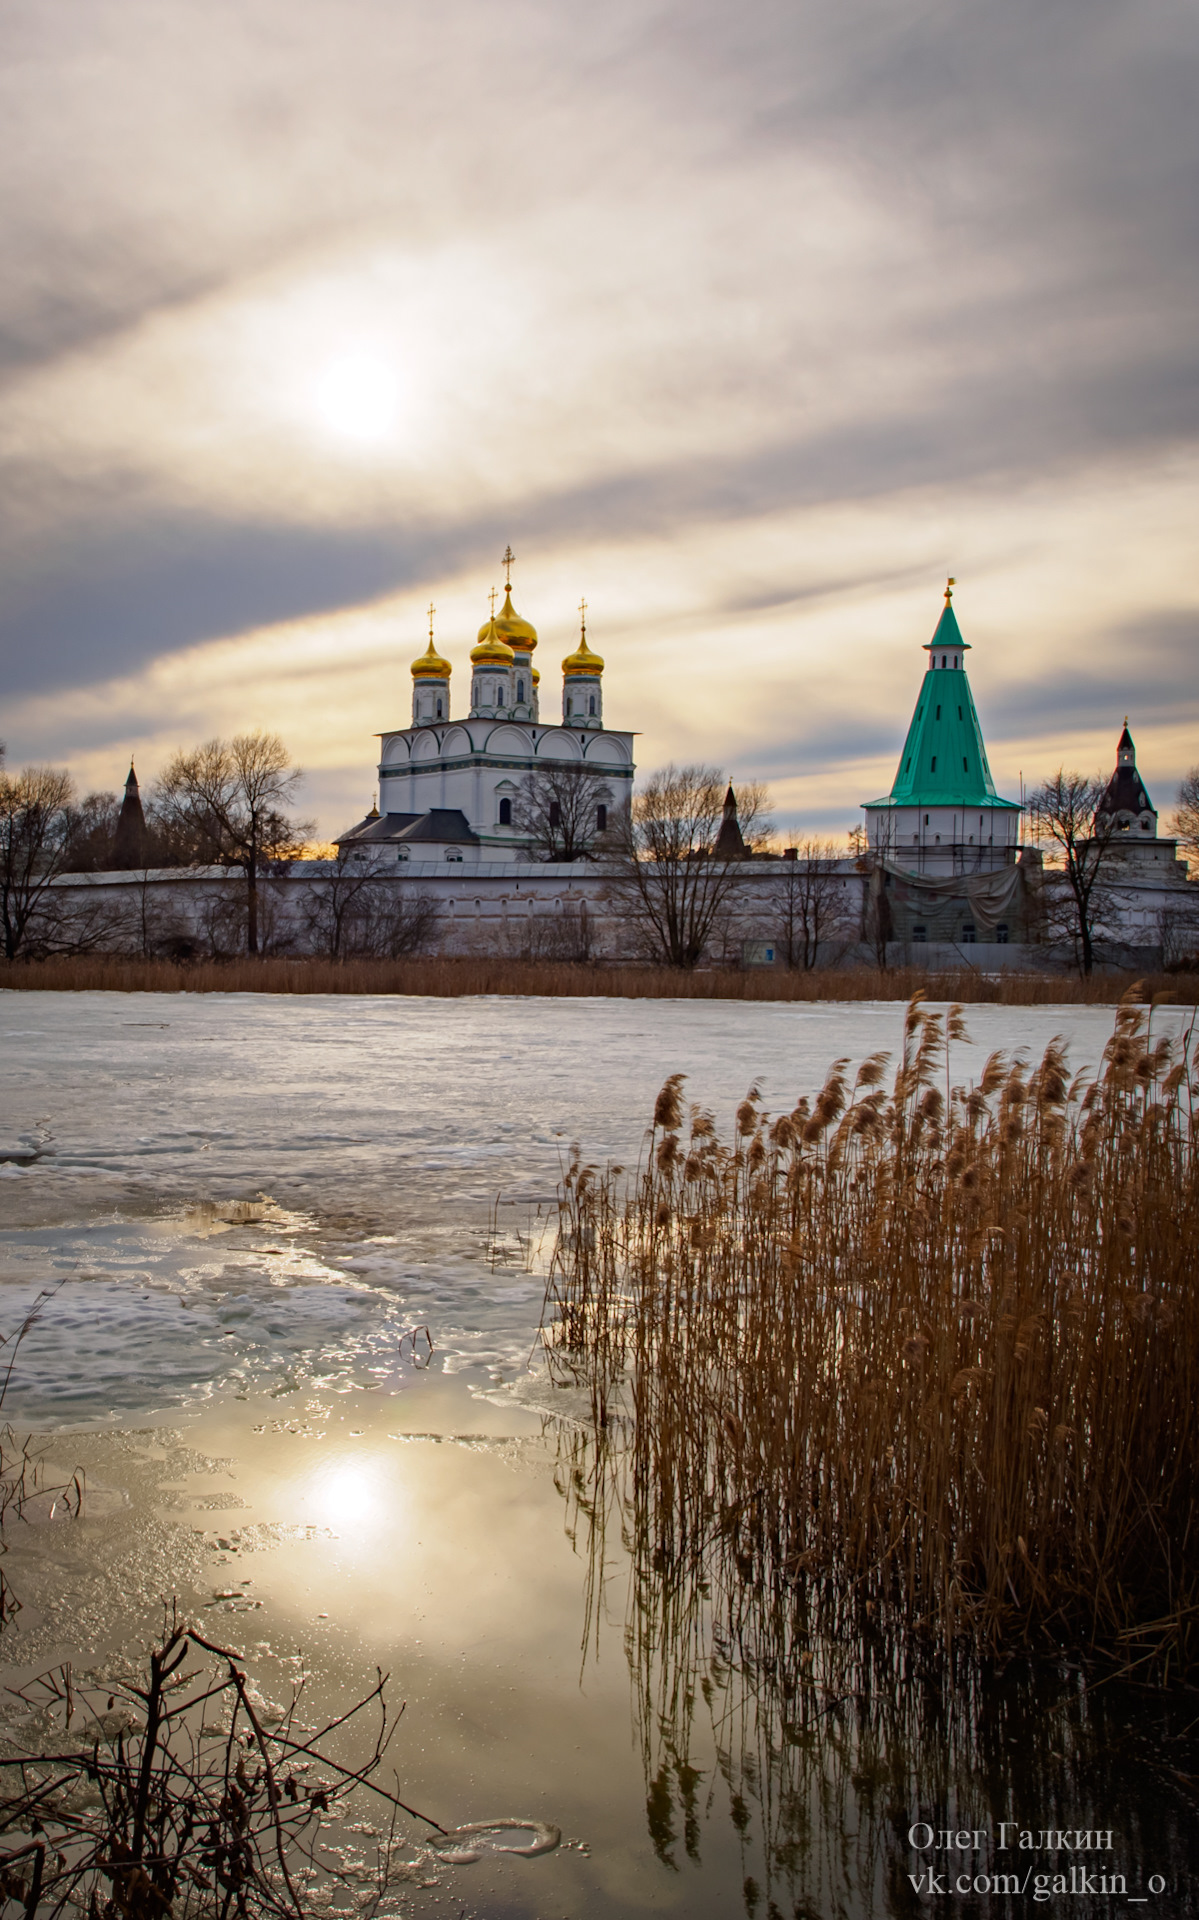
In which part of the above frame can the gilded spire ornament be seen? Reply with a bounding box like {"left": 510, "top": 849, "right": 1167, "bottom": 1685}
{"left": 502, "top": 545, "right": 515, "bottom": 589}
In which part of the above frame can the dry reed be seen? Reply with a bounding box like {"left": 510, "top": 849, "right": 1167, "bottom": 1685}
{"left": 3, "top": 955, "right": 1197, "bottom": 1004}
{"left": 0, "top": 1620, "right": 443, "bottom": 1920}
{"left": 544, "top": 989, "right": 1199, "bottom": 1670}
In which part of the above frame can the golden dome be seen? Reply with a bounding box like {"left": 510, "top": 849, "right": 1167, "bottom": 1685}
{"left": 531, "top": 666, "right": 541, "bottom": 685}
{"left": 410, "top": 636, "right": 452, "bottom": 680}
{"left": 562, "top": 638, "right": 603, "bottom": 677}
{"left": 494, "top": 587, "right": 537, "bottom": 653}
{"left": 562, "top": 603, "right": 604, "bottom": 677}
{"left": 471, "top": 616, "right": 515, "bottom": 668}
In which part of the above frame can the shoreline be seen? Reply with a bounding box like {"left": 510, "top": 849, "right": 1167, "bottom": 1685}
{"left": 4, "top": 954, "right": 1197, "bottom": 1003}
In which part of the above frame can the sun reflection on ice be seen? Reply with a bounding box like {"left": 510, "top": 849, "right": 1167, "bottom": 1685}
{"left": 304, "top": 1453, "right": 399, "bottom": 1539}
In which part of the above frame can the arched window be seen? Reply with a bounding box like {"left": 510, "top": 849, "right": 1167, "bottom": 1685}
{"left": 596, "top": 804, "right": 607, "bottom": 831}
{"left": 931, "top": 756, "right": 937, "bottom": 771}
{"left": 549, "top": 801, "right": 562, "bottom": 828}
{"left": 517, "top": 678, "right": 525, "bottom": 702}
{"left": 588, "top": 695, "right": 596, "bottom": 715}
{"left": 566, "top": 696, "right": 573, "bottom": 715}
{"left": 498, "top": 798, "right": 512, "bottom": 825}
{"left": 941, "top": 654, "right": 947, "bottom": 668}
{"left": 497, "top": 684, "right": 505, "bottom": 706}
{"left": 436, "top": 698, "right": 443, "bottom": 718}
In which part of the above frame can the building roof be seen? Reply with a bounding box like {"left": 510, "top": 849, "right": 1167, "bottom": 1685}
{"left": 336, "top": 808, "right": 481, "bottom": 848}
{"left": 713, "top": 784, "right": 748, "bottom": 859}
{"left": 393, "top": 809, "right": 480, "bottom": 845}
{"left": 337, "top": 811, "right": 420, "bottom": 844}
{"left": 111, "top": 761, "right": 149, "bottom": 867}
{"left": 1097, "top": 726, "right": 1155, "bottom": 821}
{"left": 865, "top": 599, "right": 1019, "bottom": 812}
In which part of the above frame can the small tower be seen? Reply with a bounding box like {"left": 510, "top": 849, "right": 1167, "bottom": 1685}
{"left": 713, "top": 784, "right": 748, "bottom": 859}
{"left": 111, "top": 760, "right": 149, "bottom": 869}
{"left": 470, "top": 587, "right": 516, "bottom": 717}
{"left": 410, "top": 603, "right": 451, "bottom": 725}
{"left": 1096, "top": 721, "right": 1158, "bottom": 840}
{"left": 862, "top": 579, "right": 1021, "bottom": 876}
{"left": 561, "top": 599, "right": 604, "bottom": 728}
{"left": 493, "top": 547, "right": 539, "bottom": 721}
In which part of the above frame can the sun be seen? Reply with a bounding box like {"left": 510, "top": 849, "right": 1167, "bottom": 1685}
{"left": 314, "top": 350, "right": 401, "bottom": 442}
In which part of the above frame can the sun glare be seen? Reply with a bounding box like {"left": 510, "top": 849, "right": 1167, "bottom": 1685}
{"left": 314, "top": 351, "right": 401, "bottom": 442}
{"left": 307, "top": 1457, "right": 389, "bottom": 1531}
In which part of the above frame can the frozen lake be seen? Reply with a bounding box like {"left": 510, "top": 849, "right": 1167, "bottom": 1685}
{"left": 0, "top": 989, "right": 1164, "bottom": 1423}
{"left": 0, "top": 988, "right": 1183, "bottom": 1425}
{"left": 0, "top": 989, "right": 1194, "bottom": 1918}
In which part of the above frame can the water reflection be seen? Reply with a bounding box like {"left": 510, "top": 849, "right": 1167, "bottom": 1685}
{"left": 553, "top": 1424, "right": 1198, "bottom": 1918}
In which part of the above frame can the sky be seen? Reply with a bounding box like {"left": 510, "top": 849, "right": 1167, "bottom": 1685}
{"left": 1, "top": 0, "right": 1196, "bottom": 843}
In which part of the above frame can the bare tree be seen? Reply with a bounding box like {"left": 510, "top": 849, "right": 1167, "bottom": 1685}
{"left": 0, "top": 766, "right": 77, "bottom": 959}
{"left": 604, "top": 764, "right": 771, "bottom": 968}
{"left": 1173, "top": 765, "right": 1199, "bottom": 864}
{"left": 61, "top": 791, "right": 121, "bottom": 871}
{"left": 301, "top": 848, "right": 380, "bottom": 958}
{"left": 303, "top": 855, "right": 440, "bottom": 958}
{"left": 1159, "top": 897, "right": 1199, "bottom": 970}
{"left": 774, "top": 839, "right": 851, "bottom": 969}
{"left": 519, "top": 900, "right": 593, "bottom": 962}
{"left": 854, "top": 815, "right": 895, "bottom": 969}
{"left": 511, "top": 761, "right": 614, "bottom": 861}
{"left": 154, "top": 733, "right": 310, "bottom": 954}
{"left": 1027, "top": 771, "right": 1117, "bottom": 976}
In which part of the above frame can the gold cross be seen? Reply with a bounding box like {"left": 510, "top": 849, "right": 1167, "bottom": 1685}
{"left": 502, "top": 545, "right": 514, "bottom": 588}
{"left": 578, "top": 596, "right": 588, "bottom": 637}
{"left": 945, "top": 576, "right": 955, "bottom": 601}
{"left": 489, "top": 585, "right": 497, "bottom": 617}
{"left": 427, "top": 602, "right": 436, "bottom": 644}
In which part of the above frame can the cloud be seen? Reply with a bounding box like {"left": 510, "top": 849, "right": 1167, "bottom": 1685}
{"left": 1, "top": 0, "right": 1196, "bottom": 835}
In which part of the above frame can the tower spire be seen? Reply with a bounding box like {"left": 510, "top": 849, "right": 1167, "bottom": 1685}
{"left": 502, "top": 545, "right": 514, "bottom": 589}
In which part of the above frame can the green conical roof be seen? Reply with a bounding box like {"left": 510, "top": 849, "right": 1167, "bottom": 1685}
{"left": 866, "top": 596, "right": 1019, "bottom": 811}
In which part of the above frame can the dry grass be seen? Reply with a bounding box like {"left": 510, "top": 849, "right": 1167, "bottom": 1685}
{"left": 3, "top": 954, "right": 1197, "bottom": 1003}
{"left": 0, "top": 1621, "right": 450, "bottom": 1920}
{"left": 545, "top": 989, "right": 1199, "bottom": 1671}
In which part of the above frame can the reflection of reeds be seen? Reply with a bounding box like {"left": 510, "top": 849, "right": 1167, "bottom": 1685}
{"left": 0, "top": 1286, "right": 82, "bottom": 1632}
{"left": 3, "top": 955, "right": 1197, "bottom": 1003}
{"left": 545, "top": 990, "right": 1199, "bottom": 1666}
{"left": 557, "top": 1401, "right": 1199, "bottom": 1917}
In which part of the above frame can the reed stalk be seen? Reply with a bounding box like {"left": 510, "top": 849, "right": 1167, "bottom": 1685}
{"left": 545, "top": 989, "right": 1199, "bottom": 1668}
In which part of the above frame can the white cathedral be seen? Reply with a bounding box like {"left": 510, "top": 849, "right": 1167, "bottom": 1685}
{"left": 337, "top": 552, "right": 635, "bottom": 864}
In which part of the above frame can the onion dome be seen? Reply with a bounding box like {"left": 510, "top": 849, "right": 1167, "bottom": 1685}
{"left": 471, "top": 616, "right": 515, "bottom": 668}
{"left": 562, "top": 622, "right": 604, "bottom": 678}
{"left": 531, "top": 666, "right": 540, "bottom": 686}
{"left": 410, "top": 636, "right": 452, "bottom": 680}
{"left": 494, "top": 587, "right": 538, "bottom": 653}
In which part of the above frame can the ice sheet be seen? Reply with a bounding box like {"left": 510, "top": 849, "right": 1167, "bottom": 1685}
{"left": 1, "top": 990, "right": 1177, "bottom": 1423}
